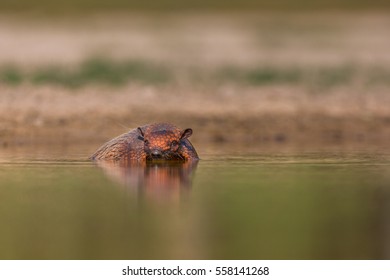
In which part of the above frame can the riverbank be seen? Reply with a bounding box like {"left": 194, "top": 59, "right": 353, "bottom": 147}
{"left": 1, "top": 13, "right": 389, "bottom": 149}
{"left": 1, "top": 83, "right": 389, "bottom": 149}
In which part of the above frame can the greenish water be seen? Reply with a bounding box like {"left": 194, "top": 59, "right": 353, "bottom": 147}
{"left": 0, "top": 147, "right": 389, "bottom": 259}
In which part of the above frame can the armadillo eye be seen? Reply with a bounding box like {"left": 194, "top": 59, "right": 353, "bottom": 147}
{"left": 144, "top": 140, "right": 149, "bottom": 145}
{"left": 171, "top": 140, "right": 179, "bottom": 149}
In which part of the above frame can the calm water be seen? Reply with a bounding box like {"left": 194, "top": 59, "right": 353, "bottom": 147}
{"left": 0, "top": 145, "right": 389, "bottom": 259}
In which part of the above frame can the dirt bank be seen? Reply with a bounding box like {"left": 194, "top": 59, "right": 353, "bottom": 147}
{"left": 1, "top": 84, "right": 389, "bottom": 148}
{"left": 1, "top": 13, "right": 389, "bottom": 149}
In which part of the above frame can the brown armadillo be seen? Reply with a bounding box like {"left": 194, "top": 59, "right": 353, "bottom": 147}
{"left": 90, "top": 123, "right": 199, "bottom": 162}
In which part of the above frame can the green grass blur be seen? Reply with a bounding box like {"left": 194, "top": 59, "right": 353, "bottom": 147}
{"left": 1, "top": 58, "right": 171, "bottom": 88}
{"left": 2, "top": 59, "right": 390, "bottom": 89}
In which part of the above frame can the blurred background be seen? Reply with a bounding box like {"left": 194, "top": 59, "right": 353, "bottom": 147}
{"left": 1, "top": 0, "right": 390, "bottom": 149}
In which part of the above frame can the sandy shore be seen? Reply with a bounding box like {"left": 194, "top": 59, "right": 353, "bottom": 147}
{"left": 1, "top": 13, "right": 390, "bottom": 148}
{"left": 1, "top": 83, "right": 389, "bottom": 148}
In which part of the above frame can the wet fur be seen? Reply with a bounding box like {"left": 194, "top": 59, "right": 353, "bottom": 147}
{"left": 90, "top": 123, "right": 198, "bottom": 162}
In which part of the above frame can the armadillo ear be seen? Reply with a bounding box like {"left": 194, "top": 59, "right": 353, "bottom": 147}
{"left": 180, "top": 128, "right": 193, "bottom": 140}
{"left": 137, "top": 127, "right": 144, "bottom": 137}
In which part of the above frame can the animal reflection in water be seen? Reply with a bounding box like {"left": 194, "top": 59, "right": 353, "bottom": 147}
{"left": 95, "top": 160, "right": 198, "bottom": 201}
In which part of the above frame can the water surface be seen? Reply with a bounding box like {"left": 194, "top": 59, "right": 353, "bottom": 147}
{"left": 0, "top": 145, "right": 389, "bottom": 259}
